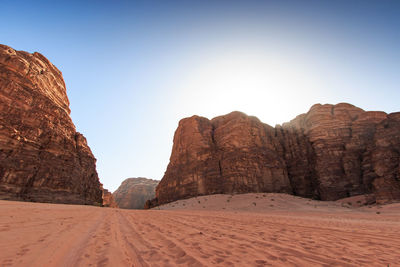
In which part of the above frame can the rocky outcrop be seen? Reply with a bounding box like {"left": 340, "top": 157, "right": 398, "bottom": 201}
{"left": 102, "top": 189, "right": 118, "bottom": 208}
{"left": 151, "top": 103, "right": 400, "bottom": 207}
{"left": 113, "top": 178, "right": 158, "bottom": 209}
{"left": 155, "top": 112, "right": 291, "bottom": 205}
{"left": 0, "top": 44, "right": 103, "bottom": 205}
{"left": 367, "top": 112, "right": 400, "bottom": 203}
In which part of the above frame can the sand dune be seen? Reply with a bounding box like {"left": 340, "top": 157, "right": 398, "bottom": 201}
{"left": 1, "top": 194, "right": 399, "bottom": 266}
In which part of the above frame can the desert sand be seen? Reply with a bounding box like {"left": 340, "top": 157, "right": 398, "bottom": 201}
{"left": 1, "top": 194, "right": 399, "bottom": 266}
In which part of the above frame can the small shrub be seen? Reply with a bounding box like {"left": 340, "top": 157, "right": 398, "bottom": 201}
{"left": 252, "top": 202, "right": 257, "bottom": 206}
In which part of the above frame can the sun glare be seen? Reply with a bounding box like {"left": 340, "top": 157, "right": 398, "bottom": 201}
{"left": 175, "top": 49, "right": 322, "bottom": 125}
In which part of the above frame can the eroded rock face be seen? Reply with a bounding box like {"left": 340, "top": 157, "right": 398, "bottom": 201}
{"left": 279, "top": 103, "right": 390, "bottom": 201}
{"left": 152, "top": 103, "right": 400, "bottom": 207}
{"left": 156, "top": 112, "right": 291, "bottom": 205}
{"left": 102, "top": 189, "right": 118, "bottom": 208}
{"left": 368, "top": 113, "right": 400, "bottom": 203}
{"left": 113, "top": 178, "right": 158, "bottom": 209}
{"left": 0, "top": 44, "right": 103, "bottom": 205}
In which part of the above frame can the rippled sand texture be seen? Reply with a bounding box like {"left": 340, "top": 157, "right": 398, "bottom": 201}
{"left": 1, "top": 195, "right": 399, "bottom": 266}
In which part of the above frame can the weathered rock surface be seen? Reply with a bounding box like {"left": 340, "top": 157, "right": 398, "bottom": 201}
{"left": 151, "top": 103, "right": 400, "bottom": 207}
{"left": 0, "top": 44, "right": 103, "bottom": 205}
{"left": 113, "top": 178, "right": 158, "bottom": 209}
{"left": 102, "top": 188, "right": 118, "bottom": 208}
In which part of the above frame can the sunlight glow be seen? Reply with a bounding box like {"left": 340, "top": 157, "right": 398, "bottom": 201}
{"left": 174, "top": 49, "right": 323, "bottom": 126}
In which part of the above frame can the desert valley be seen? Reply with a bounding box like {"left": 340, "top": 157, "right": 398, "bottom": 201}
{"left": 1, "top": 43, "right": 400, "bottom": 266}
{"left": 1, "top": 195, "right": 400, "bottom": 266}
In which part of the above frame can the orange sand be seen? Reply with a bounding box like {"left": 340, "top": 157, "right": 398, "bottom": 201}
{"left": 1, "top": 194, "right": 399, "bottom": 266}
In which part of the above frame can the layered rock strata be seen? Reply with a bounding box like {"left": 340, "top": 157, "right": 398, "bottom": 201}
{"left": 113, "top": 178, "right": 158, "bottom": 209}
{"left": 0, "top": 44, "right": 103, "bottom": 205}
{"left": 151, "top": 103, "right": 400, "bottom": 207}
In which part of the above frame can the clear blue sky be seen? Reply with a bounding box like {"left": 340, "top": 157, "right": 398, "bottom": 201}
{"left": 1, "top": 0, "right": 399, "bottom": 191}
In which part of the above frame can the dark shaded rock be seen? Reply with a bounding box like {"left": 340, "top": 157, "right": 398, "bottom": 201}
{"left": 144, "top": 198, "right": 158, "bottom": 210}
{"left": 281, "top": 103, "right": 388, "bottom": 201}
{"left": 113, "top": 178, "right": 158, "bottom": 209}
{"left": 0, "top": 44, "right": 102, "bottom": 205}
{"left": 367, "top": 112, "right": 400, "bottom": 203}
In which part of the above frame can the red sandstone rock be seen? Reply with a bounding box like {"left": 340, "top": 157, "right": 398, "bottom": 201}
{"left": 0, "top": 44, "right": 102, "bottom": 205}
{"left": 152, "top": 103, "right": 400, "bottom": 207}
{"left": 102, "top": 189, "right": 118, "bottom": 208}
{"left": 281, "top": 103, "right": 389, "bottom": 201}
{"left": 156, "top": 112, "right": 292, "bottom": 205}
{"left": 113, "top": 178, "right": 158, "bottom": 209}
{"left": 368, "top": 113, "right": 400, "bottom": 204}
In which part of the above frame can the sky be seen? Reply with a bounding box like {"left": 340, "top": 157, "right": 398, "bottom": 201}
{"left": 1, "top": 0, "right": 399, "bottom": 191}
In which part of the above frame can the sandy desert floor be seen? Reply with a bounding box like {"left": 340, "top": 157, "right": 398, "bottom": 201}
{"left": 1, "top": 194, "right": 399, "bottom": 267}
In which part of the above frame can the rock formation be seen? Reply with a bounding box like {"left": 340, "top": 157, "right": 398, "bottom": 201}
{"left": 102, "top": 189, "right": 118, "bottom": 208}
{"left": 0, "top": 44, "right": 103, "bottom": 205}
{"left": 150, "top": 103, "right": 400, "bottom": 207}
{"left": 113, "top": 178, "right": 158, "bottom": 209}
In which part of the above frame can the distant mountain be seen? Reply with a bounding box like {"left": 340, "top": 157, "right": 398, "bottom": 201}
{"left": 147, "top": 103, "right": 400, "bottom": 208}
{"left": 114, "top": 178, "right": 159, "bottom": 209}
{"left": 102, "top": 188, "right": 118, "bottom": 208}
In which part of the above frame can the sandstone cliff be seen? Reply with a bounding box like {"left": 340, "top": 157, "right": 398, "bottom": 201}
{"left": 0, "top": 44, "right": 103, "bottom": 205}
{"left": 102, "top": 189, "right": 118, "bottom": 208}
{"left": 151, "top": 103, "right": 400, "bottom": 207}
{"left": 113, "top": 178, "right": 158, "bottom": 209}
